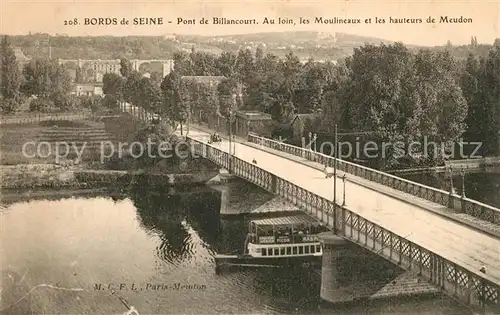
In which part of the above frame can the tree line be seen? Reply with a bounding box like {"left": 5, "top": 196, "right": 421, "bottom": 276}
{"left": 1, "top": 35, "right": 84, "bottom": 113}
{"left": 101, "top": 43, "right": 500, "bottom": 169}
{"left": 3, "top": 33, "right": 499, "bottom": 169}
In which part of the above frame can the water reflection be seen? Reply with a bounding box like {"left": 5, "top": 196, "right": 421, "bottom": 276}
{"left": 129, "top": 184, "right": 222, "bottom": 270}
{"left": 0, "top": 184, "right": 474, "bottom": 315}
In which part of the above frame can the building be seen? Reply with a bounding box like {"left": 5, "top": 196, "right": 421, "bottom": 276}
{"left": 181, "top": 75, "right": 226, "bottom": 86}
{"left": 73, "top": 84, "right": 103, "bottom": 97}
{"left": 88, "top": 60, "right": 121, "bottom": 82}
{"left": 290, "top": 113, "right": 322, "bottom": 141}
{"left": 59, "top": 58, "right": 175, "bottom": 83}
{"left": 207, "top": 110, "right": 273, "bottom": 138}
{"left": 233, "top": 110, "right": 273, "bottom": 137}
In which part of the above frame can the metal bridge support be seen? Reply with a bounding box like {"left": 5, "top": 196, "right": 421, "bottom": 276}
{"left": 319, "top": 232, "right": 358, "bottom": 304}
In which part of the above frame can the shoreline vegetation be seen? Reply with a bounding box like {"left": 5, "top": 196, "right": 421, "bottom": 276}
{"left": 0, "top": 114, "right": 221, "bottom": 190}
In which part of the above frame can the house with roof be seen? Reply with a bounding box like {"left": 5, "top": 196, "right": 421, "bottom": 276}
{"left": 181, "top": 75, "right": 226, "bottom": 87}
{"left": 290, "top": 113, "right": 322, "bottom": 141}
{"left": 207, "top": 110, "right": 273, "bottom": 138}
{"left": 73, "top": 83, "right": 103, "bottom": 97}
{"left": 234, "top": 110, "right": 273, "bottom": 137}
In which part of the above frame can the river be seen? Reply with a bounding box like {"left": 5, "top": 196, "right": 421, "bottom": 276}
{"left": 1, "top": 184, "right": 473, "bottom": 315}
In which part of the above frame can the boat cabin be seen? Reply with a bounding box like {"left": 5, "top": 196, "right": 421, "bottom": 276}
{"left": 246, "top": 214, "right": 327, "bottom": 258}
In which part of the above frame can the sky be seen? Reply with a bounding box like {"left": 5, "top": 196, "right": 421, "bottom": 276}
{"left": 1, "top": 0, "right": 499, "bottom": 46}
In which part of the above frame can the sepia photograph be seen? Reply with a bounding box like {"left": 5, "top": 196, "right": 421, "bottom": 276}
{"left": 0, "top": 1, "right": 499, "bottom": 314}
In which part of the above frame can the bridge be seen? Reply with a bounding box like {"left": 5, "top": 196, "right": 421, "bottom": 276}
{"left": 58, "top": 58, "right": 175, "bottom": 78}
{"left": 121, "top": 104, "right": 500, "bottom": 313}
{"left": 187, "top": 129, "right": 500, "bottom": 312}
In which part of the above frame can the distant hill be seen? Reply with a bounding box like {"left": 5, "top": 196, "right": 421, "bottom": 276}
{"left": 177, "top": 31, "right": 406, "bottom": 61}
{"left": 2, "top": 31, "right": 494, "bottom": 63}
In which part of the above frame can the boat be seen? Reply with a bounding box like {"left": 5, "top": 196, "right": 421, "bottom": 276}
{"left": 215, "top": 213, "right": 328, "bottom": 270}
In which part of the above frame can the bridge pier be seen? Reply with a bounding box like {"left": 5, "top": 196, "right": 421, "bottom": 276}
{"left": 319, "top": 232, "right": 445, "bottom": 306}
{"left": 210, "top": 179, "right": 301, "bottom": 215}
{"left": 318, "top": 232, "right": 358, "bottom": 304}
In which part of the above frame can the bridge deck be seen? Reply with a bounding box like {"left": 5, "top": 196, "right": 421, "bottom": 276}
{"left": 188, "top": 130, "right": 500, "bottom": 286}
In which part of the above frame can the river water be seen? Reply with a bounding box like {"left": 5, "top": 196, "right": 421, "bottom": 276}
{"left": 1, "top": 183, "right": 474, "bottom": 315}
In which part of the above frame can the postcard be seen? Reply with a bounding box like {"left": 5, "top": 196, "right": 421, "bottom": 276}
{"left": 1, "top": 1, "right": 499, "bottom": 314}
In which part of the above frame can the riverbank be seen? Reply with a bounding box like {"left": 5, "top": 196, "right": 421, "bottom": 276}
{"left": 0, "top": 164, "right": 220, "bottom": 189}
{"left": 0, "top": 113, "right": 225, "bottom": 189}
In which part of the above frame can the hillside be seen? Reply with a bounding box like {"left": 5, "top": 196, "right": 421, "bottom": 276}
{"left": 177, "top": 31, "right": 402, "bottom": 60}
{"left": 3, "top": 32, "right": 496, "bottom": 62}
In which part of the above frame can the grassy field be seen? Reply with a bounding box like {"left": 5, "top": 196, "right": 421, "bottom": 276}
{"left": 0, "top": 113, "right": 212, "bottom": 175}
{"left": 0, "top": 119, "right": 115, "bottom": 165}
{"left": 0, "top": 124, "right": 51, "bottom": 164}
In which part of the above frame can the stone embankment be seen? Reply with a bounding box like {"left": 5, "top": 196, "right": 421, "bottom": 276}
{"left": 0, "top": 163, "right": 219, "bottom": 189}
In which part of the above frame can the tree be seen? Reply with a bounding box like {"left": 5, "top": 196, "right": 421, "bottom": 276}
{"left": 122, "top": 71, "right": 142, "bottom": 105}
{"left": 103, "top": 73, "right": 124, "bottom": 98}
{"left": 120, "top": 57, "right": 133, "bottom": 77}
{"left": 29, "top": 98, "right": 53, "bottom": 112}
{"left": 160, "top": 71, "right": 187, "bottom": 132}
{"left": 75, "top": 66, "right": 83, "bottom": 83}
{"left": 22, "top": 59, "right": 71, "bottom": 98}
{"left": 190, "top": 51, "right": 217, "bottom": 76}
{"left": 235, "top": 48, "right": 254, "bottom": 83}
{"left": 1, "top": 35, "right": 23, "bottom": 113}
{"left": 172, "top": 51, "right": 193, "bottom": 76}
{"left": 53, "top": 93, "right": 80, "bottom": 111}
{"left": 149, "top": 72, "right": 163, "bottom": 85}
{"left": 337, "top": 43, "right": 468, "bottom": 169}
{"left": 461, "top": 54, "right": 483, "bottom": 144}
{"left": 478, "top": 46, "right": 500, "bottom": 155}
{"left": 296, "top": 60, "right": 335, "bottom": 114}
{"left": 254, "top": 46, "right": 265, "bottom": 72}
{"left": 320, "top": 62, "right": 349, "bottom": 131}
{"left": 217, "top": 78, "right": 239, "bottom": 117}
{"left": 139, "top": 77, "right": 162, "bottom": 113}
{"left": 216, "top": 52, "right": 237, "bottom": 78}
{"left": 461, "top": 46, "right": 500, "bottom": 156}
{"left": 278, "top": 51, "right": 302, "bottom": 107}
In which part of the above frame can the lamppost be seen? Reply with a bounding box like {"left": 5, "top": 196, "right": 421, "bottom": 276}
{"left": 333, "top": 124, "right": 338, "bottom": 232}
{"left": 308, "top": 132, "right": 318, "bottom": 151}
{"left": 228, "top": 109, "right": 233, "bottom": 171}
{"left": 186, "top": 106, "right": 190, "bottom": 136}
{"left": 449, "top": 166, "right": 454, "bottom": 195}
{"left": 461, "top": 168, "right": 466, "bottom": 197}
{"left": 228, "top": 93, "right": 237, "bottom": 172}
{"left": 341, "top": 174, "right": 347, "bottom": 206}
{"left": 313, "top": 133, "right": 318, "bottom": 152}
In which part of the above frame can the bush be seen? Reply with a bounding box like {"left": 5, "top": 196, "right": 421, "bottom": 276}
{"left": 53, "top": 93, "right": 81, "bottom": 111}
{"left": 0, "top": 97, "right": 20, "bottom": 114}
{"left": 85, "top": 96, "right": 105, "bottom": 113}
{"left": 102, "top": 94, "right": 119, "bottom": 110}
{"left": 29, "top": 98, "right": 54, "bottom": 112}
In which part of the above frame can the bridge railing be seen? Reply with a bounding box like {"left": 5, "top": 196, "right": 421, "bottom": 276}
{"left": 247, "top": 132, "right": 500, "bottom": 225}
{"left": 189, "top": 137, "right": 499, "bottom": 313}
